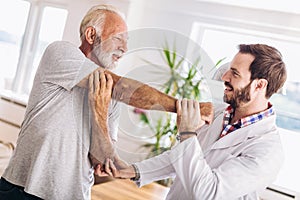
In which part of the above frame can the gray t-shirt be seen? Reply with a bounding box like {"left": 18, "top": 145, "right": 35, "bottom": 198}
{"left": 3, "top": 41, "right": 120, "bottom": 200}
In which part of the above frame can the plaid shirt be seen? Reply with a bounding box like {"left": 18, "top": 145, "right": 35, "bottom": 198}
{"left": 220, "top": 103, "right": 274, "bottom": 138}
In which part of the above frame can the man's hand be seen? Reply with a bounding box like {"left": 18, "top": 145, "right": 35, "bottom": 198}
{"left": 199, "top": 102, "right": 214, "bottom": 124}
{"left": 88, "top": 70, "right": 116, "bottom": 167}
{"left": 94, "top": 158, "right": 136, "bottom": 179}
{"left": 89, "top": 70, "right": 113, "bottom": 134}
{"left": 176, "top": 99, "right": 205, "bottom": 141}
{"left": 93, "top": 161, "right": 110, "bottom": 177}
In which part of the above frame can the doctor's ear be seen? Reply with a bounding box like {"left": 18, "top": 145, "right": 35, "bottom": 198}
{"left": 85, "top": 26, "right": 97, "bottom": 45}
{"left": 255, "top": 79, "right": 268, "bottom": 91}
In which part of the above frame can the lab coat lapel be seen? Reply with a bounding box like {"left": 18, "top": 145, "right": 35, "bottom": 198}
{"left": 198, "top": 112, "right": 224, "bottom": 152}
{"left": 211, "top": 127, "right": 250, "bottom": 149}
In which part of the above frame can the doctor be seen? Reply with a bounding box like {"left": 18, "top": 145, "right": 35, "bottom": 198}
{"left": 101, "top": 44, "right": 287, "bottom": 200}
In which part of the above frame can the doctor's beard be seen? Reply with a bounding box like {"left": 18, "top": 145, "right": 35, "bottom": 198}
{"left": 223, "top": 81, "right": 252, "bottom": 109}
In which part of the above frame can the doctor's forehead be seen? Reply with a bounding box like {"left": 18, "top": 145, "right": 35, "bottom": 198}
{"left": 230, "top": 53, "right": 255, "bottom": 72}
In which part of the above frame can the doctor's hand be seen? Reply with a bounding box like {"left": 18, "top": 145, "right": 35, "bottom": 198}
{"left": 176, "top": 99, "right": 205, "bottom": 141}
{"left": 96, "top": 158, "right": 136, "bottom": 179}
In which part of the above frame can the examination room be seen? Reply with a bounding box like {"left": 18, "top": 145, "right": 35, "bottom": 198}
{"left": 0, "top": 0, "right": 300, "bottom": 199}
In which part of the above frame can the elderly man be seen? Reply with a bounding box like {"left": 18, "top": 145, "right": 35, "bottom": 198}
{"left": 0, "top": 4, "right": 213, "bottom": 200}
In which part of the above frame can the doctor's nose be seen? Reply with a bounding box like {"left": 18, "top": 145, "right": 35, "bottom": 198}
{"left": 221, "top": 70, "right": 230, "bottom": 82}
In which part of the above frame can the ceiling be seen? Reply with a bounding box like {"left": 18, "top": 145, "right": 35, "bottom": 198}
{"left": 196, "top": 0, "right": 300, "bottom": 14}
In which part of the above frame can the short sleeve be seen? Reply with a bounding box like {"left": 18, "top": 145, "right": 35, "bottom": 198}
{"left": 39, "top": 41, "right": 100, "bottom": 91}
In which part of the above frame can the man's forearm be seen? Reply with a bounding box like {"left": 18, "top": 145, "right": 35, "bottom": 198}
{"left": 105, "top": 71, "right": 214, "bottom": 124}
{"left": 88, "top": 71, "right": 116, "bottom": 167}
{"left": 89, "top": 119, "right": 115, "bottom": 166}
{"left": 108, "top": 72, "right": 175, "bottom": 111}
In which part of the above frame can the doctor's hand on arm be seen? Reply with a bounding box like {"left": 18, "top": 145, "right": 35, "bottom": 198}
{"left": 88, "top": 71, "right": 116, "bottom": 173}
{"left": 176, "top": 99, "right": 205, "bottom": 142}
{"left": 94, "top": 158, "right": 137, "bottom": 180}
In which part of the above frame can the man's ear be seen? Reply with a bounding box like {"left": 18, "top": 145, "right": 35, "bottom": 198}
{"left": 84, "top": 26, "right": 96, "bottom": 45}
{"left": 255, "top": 78, "right": 268, "bottom": 91}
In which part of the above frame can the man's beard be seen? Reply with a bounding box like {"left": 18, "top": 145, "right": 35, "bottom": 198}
{"left": 223, "top": 81, "right": 252, "bottom": 109}
{"left": 93, "top": 44, "right": 122, "bottom": 70}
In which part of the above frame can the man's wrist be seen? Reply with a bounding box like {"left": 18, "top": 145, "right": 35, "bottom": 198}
{"left": 176, "top": 131, "right": 197, "bottom": 142}
{"left": 130, "top": 164, "right": 140, "bottom": 181}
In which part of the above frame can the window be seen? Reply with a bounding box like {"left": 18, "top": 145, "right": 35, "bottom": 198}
{"left": 0, "top": 0, "right": 68, "bottom": 101}
{"left": 28, "top": 6, "right": 68, "bottom": 93}
{"left": 0, "top": 0, "right": 30, "bottom": 92}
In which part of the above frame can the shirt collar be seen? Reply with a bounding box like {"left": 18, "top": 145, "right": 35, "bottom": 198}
{"left": 240, "top": 102, "right": 274, "bottom": 127}
{"left": 221, "top": 102, "right": 274, "bottom": 137}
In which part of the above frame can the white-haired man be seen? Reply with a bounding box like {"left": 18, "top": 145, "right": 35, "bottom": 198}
{"left": 0, "top": 4, "right": 213, "bottom": 200}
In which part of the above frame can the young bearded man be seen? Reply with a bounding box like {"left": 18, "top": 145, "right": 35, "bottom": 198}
{"left": 101, "top": 44, "right": 287, "bottom": 200}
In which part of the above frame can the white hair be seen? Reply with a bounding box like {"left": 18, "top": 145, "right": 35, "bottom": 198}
{"left": 79, "top": 4, "right": 125, "bottom": 42}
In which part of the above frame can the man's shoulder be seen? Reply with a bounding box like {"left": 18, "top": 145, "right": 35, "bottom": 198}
{"left": 42, "top": 41, "right": 82, "bottom": 61}
{"left": 46, "top": 40, "right": 77, "bottom": 51}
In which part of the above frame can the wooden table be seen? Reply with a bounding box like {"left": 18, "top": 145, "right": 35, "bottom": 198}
{"left": 91, "top": 179, "right": 169, "bottom": 200}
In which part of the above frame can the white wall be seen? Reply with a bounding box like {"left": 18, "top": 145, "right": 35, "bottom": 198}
{"left": 62, "top": 0, "right": 130, "bottom": 46}
{"left": 126, "top": 0, "right": 300, "bottom": 39}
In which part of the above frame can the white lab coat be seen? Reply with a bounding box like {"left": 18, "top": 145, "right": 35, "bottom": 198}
{"left": 135, "top": 103, "right": 284, "bottom": 200}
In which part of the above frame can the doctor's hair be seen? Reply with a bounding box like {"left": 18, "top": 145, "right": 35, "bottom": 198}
{"left": 79, "top": 4, "right": 125, "bottom": 42}
{"left": 238, "top": 44, "right": 287, "bottom": 99}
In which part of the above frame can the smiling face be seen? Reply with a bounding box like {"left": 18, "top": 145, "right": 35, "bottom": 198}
{"left": 92, "top": 12, "right": 128, "bottom": 70}
{"left": 221, "top": 52, "right": 255, "bottom": 109}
